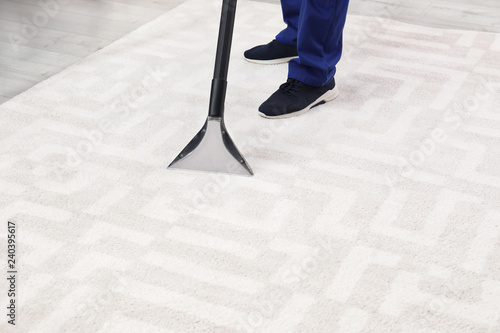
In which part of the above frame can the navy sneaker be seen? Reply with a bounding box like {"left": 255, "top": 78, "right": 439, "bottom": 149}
{"left": 258, "top": 78, "right": 339, "bottom": 119}
{"left": 244, "top": 39, "right": 299, "bottom": 65}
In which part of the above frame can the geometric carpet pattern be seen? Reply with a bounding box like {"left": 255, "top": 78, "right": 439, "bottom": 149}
{"left": 0, "top": 0, "right": 499, "bottom": 331}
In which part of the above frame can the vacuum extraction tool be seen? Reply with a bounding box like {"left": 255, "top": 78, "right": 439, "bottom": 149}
{"left": 168, "top": 0, "right": 253, "bottom": 176}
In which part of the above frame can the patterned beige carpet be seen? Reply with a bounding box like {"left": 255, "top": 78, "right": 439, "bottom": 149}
{"left": 1, "top": 0, "right": 500, "bottom": 332}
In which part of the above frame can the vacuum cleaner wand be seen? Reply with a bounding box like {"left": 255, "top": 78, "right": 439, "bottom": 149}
{"left": 168, "top": 0, "right": 253, "bottom": 176}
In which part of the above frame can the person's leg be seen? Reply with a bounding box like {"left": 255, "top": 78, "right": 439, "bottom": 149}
{"left": 258, "top": 0, "right": 350, "bottom": 118}
{"left": 243, "top": 0, "right": 301, "bottom": 64}
{"left": 289, "top": 0, "right": 350, "bottom": 87}
{"left": 276, "top": 0, "right": 303, "bottom": 47}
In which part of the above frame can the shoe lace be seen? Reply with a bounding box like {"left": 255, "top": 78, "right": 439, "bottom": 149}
{"left": 280, "top": 79, "right": 303, "bottom": 96}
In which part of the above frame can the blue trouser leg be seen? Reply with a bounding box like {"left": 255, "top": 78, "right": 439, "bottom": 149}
{"left": 276, "top": 0, "right": 350, "bottom": 87}
{"left": 276, "top": 0, "right": 302, "bottom": 46}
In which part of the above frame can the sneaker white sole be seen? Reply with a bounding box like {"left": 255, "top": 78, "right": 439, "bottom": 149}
{"left": 244, "top": 56, "right": 299, "bottom": 65}
{"left": 258, "top": 85, "right": 339, "bottom": 119}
